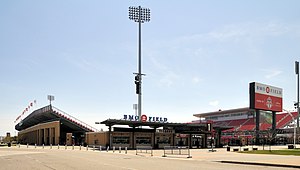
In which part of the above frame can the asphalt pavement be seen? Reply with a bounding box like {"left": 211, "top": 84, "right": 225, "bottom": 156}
{"left": 0, "top": 145, "right": 299, "bottom": 170}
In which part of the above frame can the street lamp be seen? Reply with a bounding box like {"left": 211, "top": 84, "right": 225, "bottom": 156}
{"left": 129, "top": 6, "right": 150, "bottom": 121}
{"left": 283, "top": 109, "right": 296, "bottom": 148}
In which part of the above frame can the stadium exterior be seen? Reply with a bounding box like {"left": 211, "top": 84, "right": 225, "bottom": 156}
{"left": 16, "top": 81, "right": 299, "bottom": 148}
{"left": 15, "top": 105, "right": 97, "bottom": 146}
{"left": 15, "top": 105, "right": 232, "bottom": 149}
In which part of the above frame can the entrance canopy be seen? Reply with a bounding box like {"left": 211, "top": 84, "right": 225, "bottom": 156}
{"left": 99, "top": 119, "right": 231, "bottom": 134}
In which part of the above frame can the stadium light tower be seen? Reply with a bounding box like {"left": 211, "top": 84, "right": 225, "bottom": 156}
{"left": 295, "top": 61, "right": 299, "bottom": 128}
{"left": 129, "top": 6, "right": 150, "bottom": 121}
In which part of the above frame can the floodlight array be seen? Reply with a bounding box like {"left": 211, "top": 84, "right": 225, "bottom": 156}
{"left": 129, "top": 6, "right": 150, "bottom": 23}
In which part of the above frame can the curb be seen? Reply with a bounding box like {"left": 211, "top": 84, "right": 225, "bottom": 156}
{"left": 219, "top": 160, "right": 300, "bottom": 169}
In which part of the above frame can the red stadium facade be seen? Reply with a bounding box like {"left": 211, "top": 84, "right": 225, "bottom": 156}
{"left": 193, "top": 82, "right": 298, "bottom": 146}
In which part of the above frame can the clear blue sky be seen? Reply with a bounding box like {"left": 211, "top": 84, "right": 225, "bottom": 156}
{"left": 1, "top": 0, "right": 300, "bottom": 136}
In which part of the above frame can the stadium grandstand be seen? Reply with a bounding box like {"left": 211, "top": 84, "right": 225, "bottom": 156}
{"left": 15, "top": 105, "right": 98, "bottom": 145}
{"left": 193, "top": 107, "right": 298, "bottom": 146}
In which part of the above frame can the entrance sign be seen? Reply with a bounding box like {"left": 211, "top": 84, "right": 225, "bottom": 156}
{"left": 250, "top": 82, "right": 283, "bottom": 112}
{"left": 123, "top": 114, "right": 168, "bottom": 122}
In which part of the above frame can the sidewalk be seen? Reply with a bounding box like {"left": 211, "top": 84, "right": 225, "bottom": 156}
{"left": 154, "top": 145, "right": 300, "bottom": 169}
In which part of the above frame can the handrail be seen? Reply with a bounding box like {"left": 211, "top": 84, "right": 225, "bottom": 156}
{"left": 52, "top": 106, "right": 99, "bottom": 132}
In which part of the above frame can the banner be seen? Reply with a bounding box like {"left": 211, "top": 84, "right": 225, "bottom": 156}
{"left": 14, "top": 100, "right": 37, "bottom": 123}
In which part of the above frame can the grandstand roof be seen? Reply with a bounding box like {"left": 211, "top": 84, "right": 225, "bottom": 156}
{"left": 193, "top": 107, "right": 254, "bottom": 118}
{"left": 15, "top": 105, "right": 97, "bottom": 132}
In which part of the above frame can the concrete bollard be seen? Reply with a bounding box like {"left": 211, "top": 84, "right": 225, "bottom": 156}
{"left": 125, "top": 147, "right": 127, "bottom": 154}
{"left": 93, "top": 145, "right": 95, "bottom": 151}
{"left": 119, "top": 147, "right": 121, "bottom": 153}
{"left": 99, "top": 146, "right": 102, "bottom": 151}
{"left": 35, "top": 144, "right": 37, "bottom": 148}
{"left": 58, "top": 144, "right": 60, "bottom": 149}
{"left": 86, "top": 145, "right": 88, "bottom": 151}
{"left": 106, "top": 146, "right": 109, "bottom": 152}
{"left": 113, "top": 146, "right": 115, "bottom": 153}
{"left": 27, "top": 144, "right": 29, "bottom": 148}
{"left": 18, "top": 144, "right": 20, "bottom": 148}
{"left": 65, "top": 145, "right": 67, "bottom": 150}
{"left": 43, "top": 144, "right": 44, "bottom": 149}
{"left": 79, "top": 145, "right": 81, "bottom": 150}
{"left": 72, "top": 144, "right": 74, "bottom": 150}
{"left": 50, "top": 144, "right": 52, "bottom": 149}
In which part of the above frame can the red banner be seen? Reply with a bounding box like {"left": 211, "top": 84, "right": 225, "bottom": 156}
{"left": 254, "top": 93, "right": 282, "bottom": 112}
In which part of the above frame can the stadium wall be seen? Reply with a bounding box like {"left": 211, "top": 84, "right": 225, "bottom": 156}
{"left": 18, "top": 121, "right": 60, "bottom": 145}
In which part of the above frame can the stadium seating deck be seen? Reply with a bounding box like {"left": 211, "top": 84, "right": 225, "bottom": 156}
{"left": 194, "top": 112, "right": 297, "bottom": 132}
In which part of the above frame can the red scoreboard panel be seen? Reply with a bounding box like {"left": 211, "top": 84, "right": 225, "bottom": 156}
{"left": 250, "top": 82, "right": 283, "bottom": 112}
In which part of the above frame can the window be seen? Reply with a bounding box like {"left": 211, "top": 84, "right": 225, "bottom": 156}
{"left": 112, "top": 136, "right": 129, "bottom": 144}
{"left": 136, "top": 137, "right": 151, "bottom": 144}
{"left": 157, "top": 136, "right": 170, "bottom": 144}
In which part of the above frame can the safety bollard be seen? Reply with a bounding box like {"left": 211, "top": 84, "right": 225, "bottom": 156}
{"left": 72, "top": 144, "right": 74, "bottom": 150}
{"left": 35, "top": 144, "right": 37, "bottom": 148}
{"left": 50, "top": 144, "right": 52, "bottom": 149}
{"left": 125, "top": 147, "right": 127, "bottom": 154}
{"left": 79, "top": 145, "right": 81, "bottom": 150}
{"left": 27, "top": 143, "right": 29, "bottom": 148}
{"left": 113, "top": 146, "right": 115, "bottom": 153}
{"left": 65, "top": 145, "right": 67, "bottom": 150}
{"left": 18, "top": 144, "right": 20, "bottom": 148}
{"left": 106, "top": 146, "right": 109, "bottom": 152}
{"left": 119, "top": 147, "right": 121, "bottom": 153}
{"left": 58, "top": 144, "right": 60, "bottom": 149}
{"left": 43, "top": 144, "right": 44, "bottom": 149}
{"left": 86, "top": 145, "right": 88, "bottom": 151}
{"left": 93, "top": 145, "right": 95, "bottom": 151}
{"left": 99, "top": 146, "right": 102, "bottom": 151}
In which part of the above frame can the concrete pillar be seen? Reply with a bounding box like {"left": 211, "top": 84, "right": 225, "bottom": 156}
{"left": 39, "top": 129, "right": 43, "bottom": 145}
{"left": 189, "top": 134, "right": 192, "bottom": 149}
{"left": 272, "top": 111, "right": 276, "bottom": 131}
{"left": 36, "top": 130, "right": 39, "bottom": 145}
{"left": 203, "top": 134, "right": 207, "bottom": 148}
{"left": 108, "top": 126, "right": 112, "bottom": 148}
{"left": 255, "top": 109, "right": 260, "bottom": 145}
{"left": 49, "top": 128, "right": 52, "bottom": 145}
{"left": 132, "top": 127, "right": 135, "bottom": 149}
{"left": 44, "top": 128, "right": 47, "bottom": 145}
{"left": 153, "top": 127, "right": 156, "bottom": 149}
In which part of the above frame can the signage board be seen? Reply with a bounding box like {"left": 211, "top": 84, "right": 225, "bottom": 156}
{"left": 250, "top": 82, "right": 283, "bottom": 112}
{"left": 123, "top": 114, "right": 168, "bottom": 123}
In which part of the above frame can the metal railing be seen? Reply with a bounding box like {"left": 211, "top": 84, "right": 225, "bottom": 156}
{"left": 162, "top": 146, "right": 192, "bottom": 158}
{"left": 136, "top": 146, "right": 153, "bottom": 156}
{"left": 52, "top": 106, "right": 98, "bottom": 132}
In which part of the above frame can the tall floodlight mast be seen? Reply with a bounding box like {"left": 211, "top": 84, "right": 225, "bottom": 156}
{"left": 129, "top": 6, "right": 150, "bottom": 121}
{"left": 295, "top": 61, "right": 299, "bottom": 128}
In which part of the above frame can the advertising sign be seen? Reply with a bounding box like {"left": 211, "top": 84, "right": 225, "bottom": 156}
{"left": 250, "top": 82, "right": 283, "bottom": 112}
